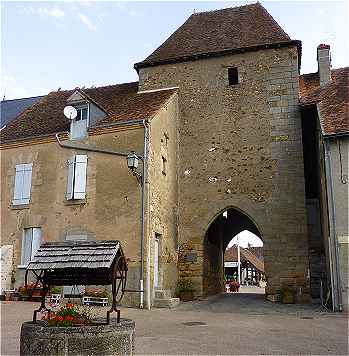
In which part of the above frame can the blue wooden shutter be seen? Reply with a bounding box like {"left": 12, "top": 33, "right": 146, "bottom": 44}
{"left": 73, "top": 155, "right": 87, "bottom": 199}
{"left": 13, "top": 164, "right": 32, "bottom": 205}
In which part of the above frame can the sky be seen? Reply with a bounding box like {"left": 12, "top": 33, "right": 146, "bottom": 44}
{"left": 1, "top": 1, "right": 348, "bottom": 100}
{"left": 227, "top": 230, "right": 263, "bottom": 248}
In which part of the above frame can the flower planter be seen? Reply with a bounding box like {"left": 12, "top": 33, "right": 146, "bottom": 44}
{"left": 281, "top": 294, "right": 294, "bottom": 304}
{"left": 20, "top": 319, "right": 135, "bottom": 356}
{"left": 82, "top": 296, "right": 108, "bottom": 306}
{"left": 179, "top": 291, "right": 194, "bottom": 302}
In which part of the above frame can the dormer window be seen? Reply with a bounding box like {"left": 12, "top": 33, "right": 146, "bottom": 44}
{"left": 70, "top": 104, "right": 89, "bottom": 140}
{"left": 76, "top": 106, "right": 88, "bottom": 121}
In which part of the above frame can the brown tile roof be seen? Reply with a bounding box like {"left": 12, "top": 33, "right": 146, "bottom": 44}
{"left": 224, "top": 246, "right": 264, "bottom": 272}
{"left": 0, "top": 82, "right": 177, "bottom": 143}
{"left": 300, "top": 67, "right": 349, "bottom": 136}
{"left": 135, "top": 3, "right": 298, "bottom": 70}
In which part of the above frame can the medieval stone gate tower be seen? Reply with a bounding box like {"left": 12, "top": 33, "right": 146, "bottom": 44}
{"left": 135, "top": 4, "right": 310, "bottom": 301}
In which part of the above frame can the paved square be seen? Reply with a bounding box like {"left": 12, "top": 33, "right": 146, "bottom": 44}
{"left": 1, "top": 293, "right": 348, "bottom": 355}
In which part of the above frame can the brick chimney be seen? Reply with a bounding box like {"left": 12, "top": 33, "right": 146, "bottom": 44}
{"left": 317, "top": 44, "right": 332, "bottom": 86}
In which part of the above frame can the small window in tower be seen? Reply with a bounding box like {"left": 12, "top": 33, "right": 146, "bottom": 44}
{"left": 228, "top": 67, "right": 239, "bottom": 86}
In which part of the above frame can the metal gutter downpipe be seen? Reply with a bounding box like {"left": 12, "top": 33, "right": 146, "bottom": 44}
{"left": 324, "top": 139, "right": 343, "bottom": 311}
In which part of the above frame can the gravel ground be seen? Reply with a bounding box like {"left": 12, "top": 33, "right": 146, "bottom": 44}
{"left": 1, "top": 290, "right": 348, "bottom": 355}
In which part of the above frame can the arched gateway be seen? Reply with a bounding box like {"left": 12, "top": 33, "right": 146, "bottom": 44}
{"left": 203, "top": 208, "right": 263, "bottom": 296}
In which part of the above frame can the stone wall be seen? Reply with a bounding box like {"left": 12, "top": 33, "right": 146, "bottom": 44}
{"left": 1, "top": 127, "right": 143, "bottom": 305}
{"left": 147, "top": 93, "right": 179, "bottom": 300}
{"left": 138, "top": 45, "right": 310, "bottom": 299}
{"left": 0, "top": 245, "right": 13, "bottom": 294}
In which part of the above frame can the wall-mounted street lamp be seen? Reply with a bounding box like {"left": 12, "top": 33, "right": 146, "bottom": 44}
{"left": 127, "top": 152, "right": 142, "bottom": 185}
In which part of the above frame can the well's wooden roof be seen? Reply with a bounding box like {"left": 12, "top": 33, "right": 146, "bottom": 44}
{"left": 27, "top": 241, "right": 120, "bottom": 271}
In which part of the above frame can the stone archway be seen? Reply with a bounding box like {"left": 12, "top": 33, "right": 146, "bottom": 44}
{"left": 203, "top": 207, "right": 263, "bottom": 296}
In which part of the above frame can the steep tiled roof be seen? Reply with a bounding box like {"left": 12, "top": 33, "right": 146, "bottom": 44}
{"left": 224, "top": 246, "right": 264, "bottom": 272}
{"left": 135, "top": 3, "right": 298, "bottom": 70}
{"left": 300, "top": 67, "right": 349, "bottom": 136}
{"left": 0, "top": 95, "right": 44, "bottom": 127}
{"left": 0, "top": 82, "right": 176, "bottom": 143}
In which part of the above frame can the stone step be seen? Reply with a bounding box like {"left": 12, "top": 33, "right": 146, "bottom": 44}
{"left": 154, "top": 289, "right": 171, "bottom": 299}
{"left": 153, "top": 297, "right": 180, "bottom": 309}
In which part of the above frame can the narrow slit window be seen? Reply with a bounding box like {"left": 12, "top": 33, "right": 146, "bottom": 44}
{"left": 228, "top": 67, "right": 239, "bottom": 86}
{"left": 162, "top": 156, "right": 167, "bottom": 176}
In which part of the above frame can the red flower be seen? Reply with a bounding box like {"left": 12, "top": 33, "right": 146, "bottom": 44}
{"left": 66, "top": 316, "right": 74, "bottom": 321}
{"left": 66, "top": 303, "right": 74, "bottom": 308}
{"left": 57, "top": 316, "right": 64, "bottom": 322}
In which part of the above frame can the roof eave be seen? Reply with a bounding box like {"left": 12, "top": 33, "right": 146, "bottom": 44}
{"left": 134, "top": 40, "right": 302, "bottom": 72}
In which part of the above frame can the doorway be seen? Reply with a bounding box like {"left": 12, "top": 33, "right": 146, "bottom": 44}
{"left": 203, "top": 207, "right": 264, "bottom": 297}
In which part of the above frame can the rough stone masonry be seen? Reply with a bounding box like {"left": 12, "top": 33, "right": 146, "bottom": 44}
{"left": 138, "top": 45, "right": 310, "bottom": 301}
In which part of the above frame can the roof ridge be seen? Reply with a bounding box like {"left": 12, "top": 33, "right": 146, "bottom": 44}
{"left": 48, "top": 81, "right": 139, "bottom": 95}
{"left": 1, "top": 95, "right": 45, "bottom": 103}
{"left": 191, "top": 2, "right": 260, "bottom": 16}
{"left": 300, "top": 67, "right": 349, "bottom": 78}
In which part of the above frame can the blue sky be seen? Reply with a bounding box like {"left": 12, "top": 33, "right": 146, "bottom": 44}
{"left": 1, "top": 1, "right": 348, "bottom": 100}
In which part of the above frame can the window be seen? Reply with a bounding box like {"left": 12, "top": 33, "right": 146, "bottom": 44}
{"left": 161, "top": 156, "right": 167, "bottom": 176}
{"left": 228, "top": 67, "right": 239, "bottom": 86}
{"left": 70, "top": 105, "right": 89, "bottom": 140}
{"left": 76, "top": 106, "right": 88, "bottom": 121}
{"left": 21, "top": 228, "right": 42, "bottom": 266}
{"left": 66, "top": 155, "right": 88, "bottom": 200}
{"left": 13, "top": 163, "right": 33, "bottom": 205}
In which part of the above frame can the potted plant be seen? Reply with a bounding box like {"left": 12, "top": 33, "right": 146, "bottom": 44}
{"left": 82, "top": 288, "right": 109, "bottom": 306}
{"left": 18, "top": 282, "right": 43, "bottom": 301}
{"left": 280, "top": 286, "right": 294, "bottom": 304}
{"left": 177, "top": 278, "right": 194, "bottom": 302}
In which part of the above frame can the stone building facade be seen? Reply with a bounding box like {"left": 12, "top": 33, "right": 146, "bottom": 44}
{"left": 300, "top": 54, "right": 349, "bottom": 311}
{"left": 137, "top": 44, "right": 310, "bottom": 300}
{"left": 5, "top": 3, "right": 343, "bottom": 306}
{"left": 1, "top": 84, "right": 179, "bottom": 307}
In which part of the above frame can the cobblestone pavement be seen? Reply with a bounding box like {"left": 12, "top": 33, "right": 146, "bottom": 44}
{"left": 1, "top": 291, "right": 348, "bottom": 355}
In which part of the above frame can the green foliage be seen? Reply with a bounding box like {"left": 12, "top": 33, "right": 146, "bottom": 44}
{"left": 42, "top": 303, "right": 91, "bottom": 327}
{"left": 280, "top": 286, "right": 293, "bottom": 297}
{"left": 177, "top": 278, "right": 194, "bottom": 292}
{"left": 50, "top": 286, "right": 62, "bottom": 294}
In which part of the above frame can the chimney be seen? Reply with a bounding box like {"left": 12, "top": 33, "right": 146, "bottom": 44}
{"left": 317, "top": 44, "right": 332, "bottom": 86}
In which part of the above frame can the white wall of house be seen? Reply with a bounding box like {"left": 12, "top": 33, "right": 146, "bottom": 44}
{"left": 328, "top": 137, "right": 349, "bottom": 311}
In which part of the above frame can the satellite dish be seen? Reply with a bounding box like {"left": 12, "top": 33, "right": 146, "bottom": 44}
{"left": 63, "top": 106, "right": 77, "bottom": 120}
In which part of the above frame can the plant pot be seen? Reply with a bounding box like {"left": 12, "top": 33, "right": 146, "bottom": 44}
{"left": 281, "top": 294, "right": 294, "bottom": 304}
{"left": 179, "top": 291, "right": 194, "bottom": 302}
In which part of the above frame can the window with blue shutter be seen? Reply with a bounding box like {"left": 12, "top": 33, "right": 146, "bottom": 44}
{"left": 13, "top": 163, "right": 33, "bottom": 205}
{"left": 66, "top": 155, "right": 88, "bottom": 200}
